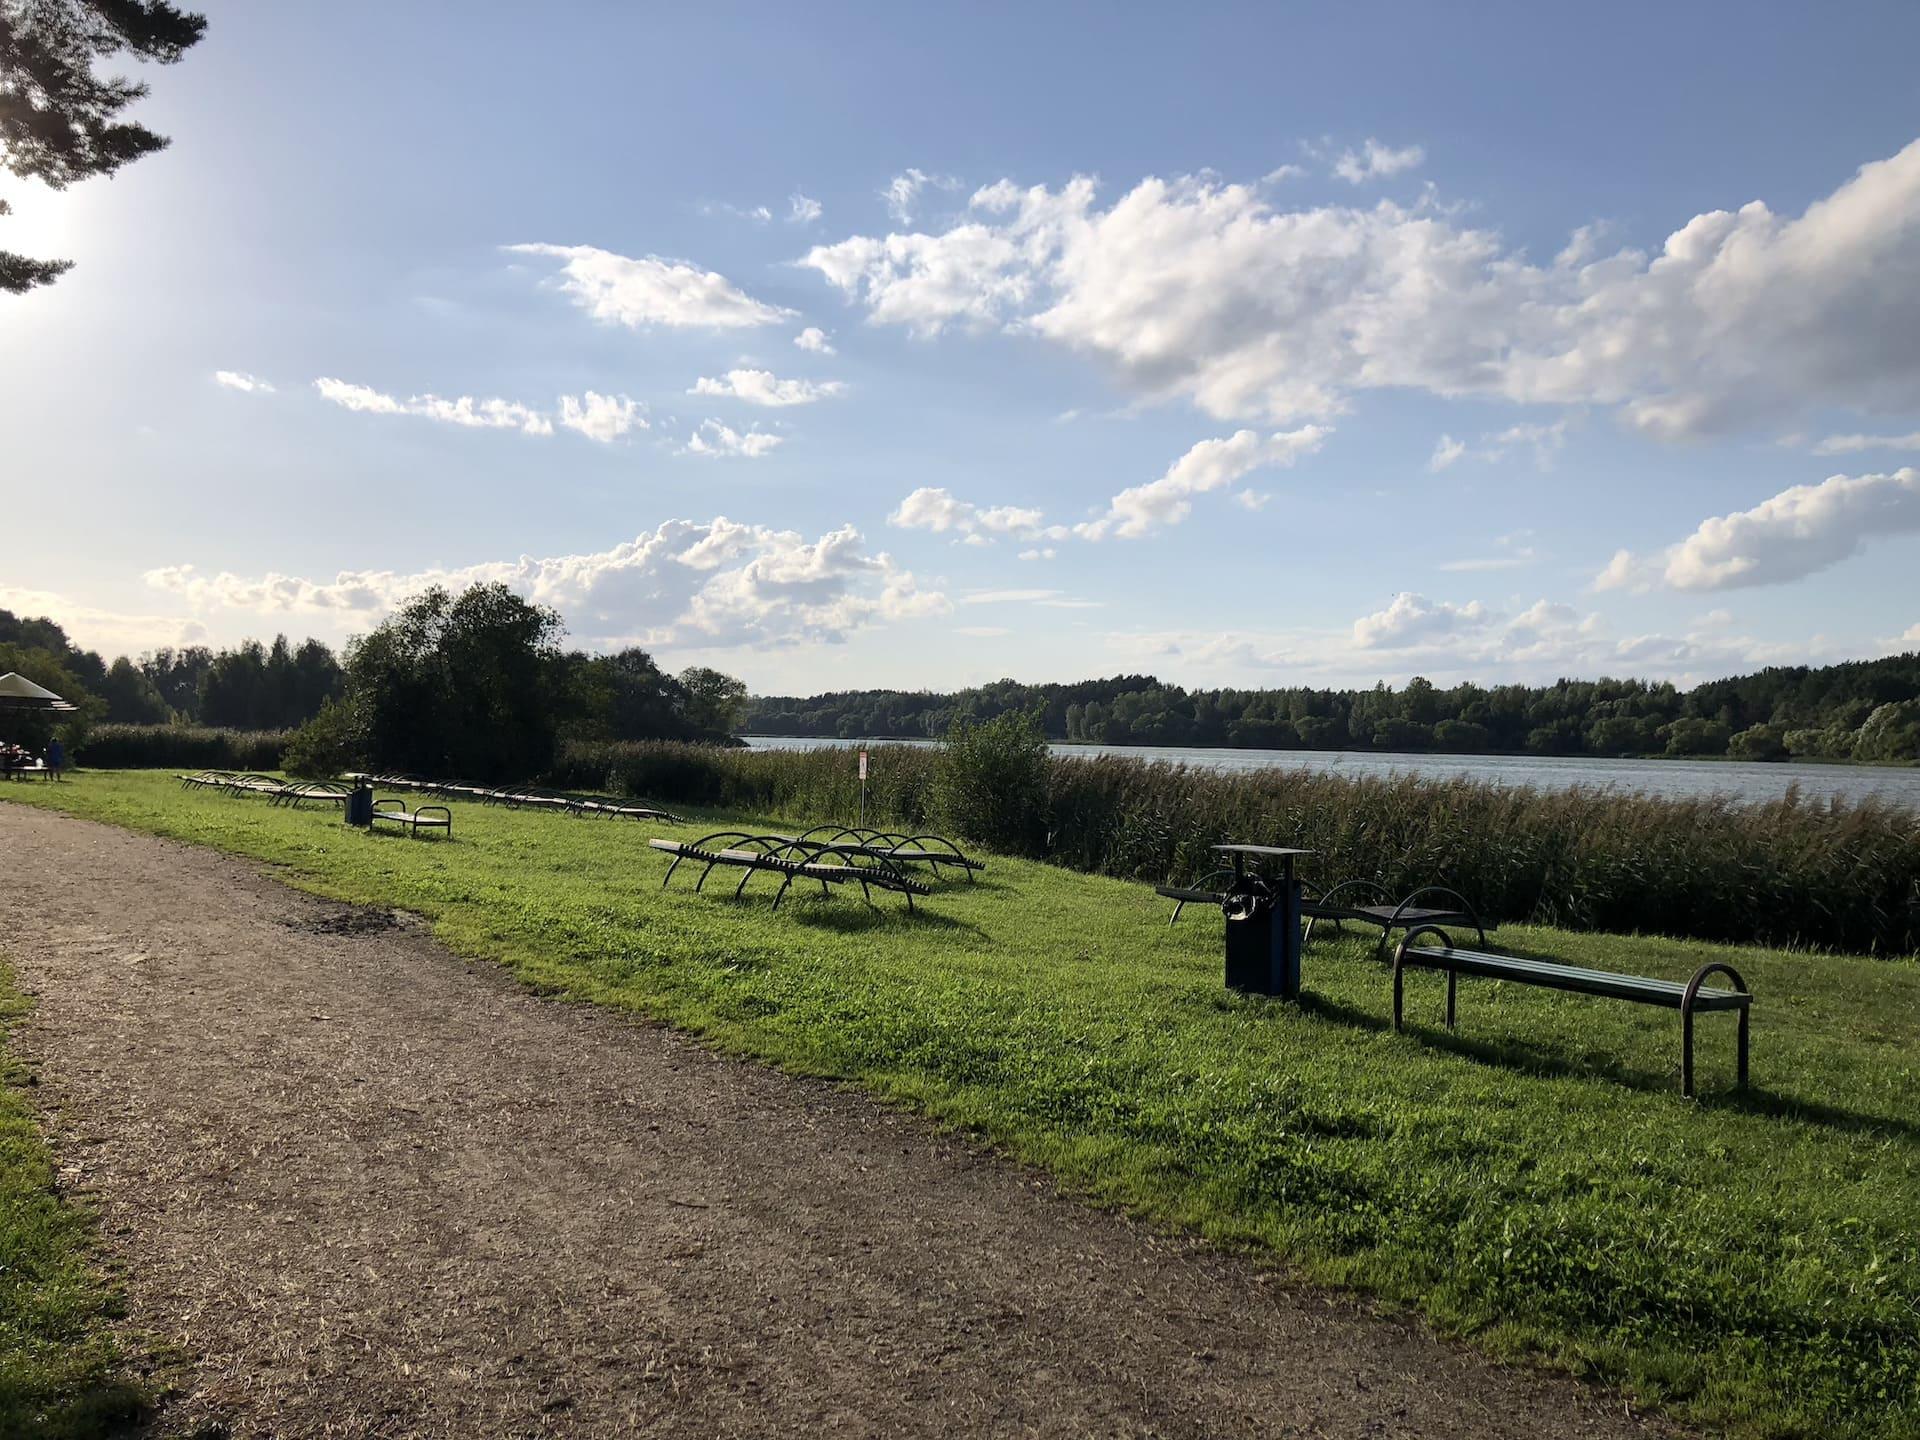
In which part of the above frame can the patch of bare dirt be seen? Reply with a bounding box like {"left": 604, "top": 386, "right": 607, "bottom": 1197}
{"left": 0, "top": 806, "right": 1671, "bottom": 1438}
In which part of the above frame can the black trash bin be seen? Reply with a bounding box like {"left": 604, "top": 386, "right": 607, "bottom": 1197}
{"left": 345, "top": 782, "right": 374, "bottom": 828}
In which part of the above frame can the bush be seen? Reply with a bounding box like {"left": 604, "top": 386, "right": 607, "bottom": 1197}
{"left": 1728, "top": 723, "right": 1788, "bottom": 761}
{"left": 282, "top": 698, "right": 365, "bottom": 778}
{"left": 75, "top": 724, "right": 289, "bottom": 771}
{"left": 934, "top": 711, "right": 1052, "bottom": 857}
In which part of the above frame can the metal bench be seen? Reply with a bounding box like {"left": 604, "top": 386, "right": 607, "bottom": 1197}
{"left": 1391, "top": 928, "right": 1752, "bottom": 1098}
{"left": 270, "top": 780, "right": 350, "bottom": 809}
{"left": 369, "top": 800, "right": 453, "bottom": 839}
{"left": 649, "top": 832, "right": 931, "bottom": 911}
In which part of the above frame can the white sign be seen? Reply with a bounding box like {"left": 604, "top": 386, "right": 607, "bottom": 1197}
{"left": 858, "top": 749, "right": 869, "bottom": 780}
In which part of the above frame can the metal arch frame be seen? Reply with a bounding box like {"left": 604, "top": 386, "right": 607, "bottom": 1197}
{"left": 1378, "top": 886, "right": 1489, "bottom": 960}
{"left": 1301, "top": 877, "right": 1396, "bottom": 942}
{"left": 1391, "top": 924, "right": 1460, "bottom": 1030}
{"left": 179, "top": 770, "right": 237, "bottom": 791}
{"left": 653, "top": 830, "right": 928, "bottom": 912}
{"left": 789, "top": 825, "right": 983, "bottom": 881}
{"left": 270, "top": 780, "right": 350, "bottom": 809}
{"left": 1681, "top": 961, "right": 1750, "bottom": 1099}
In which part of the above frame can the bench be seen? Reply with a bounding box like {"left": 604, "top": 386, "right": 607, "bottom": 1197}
{"left": 1390, "top": 927, "right": 1751, "bottom": 1098}
{"left": 369, "top": 800, "right": 453, "bottom": 839}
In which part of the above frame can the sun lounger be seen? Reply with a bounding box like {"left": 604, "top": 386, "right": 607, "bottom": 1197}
{"left": 778, "top": 826, "right": 984, "bottom": 881}
{"left": 649, "top": 832, "right": 931, "bottom": 911}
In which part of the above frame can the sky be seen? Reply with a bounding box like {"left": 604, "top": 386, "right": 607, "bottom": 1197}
{"left": 2, "top": 0, "right": 1919, "bottom": 695}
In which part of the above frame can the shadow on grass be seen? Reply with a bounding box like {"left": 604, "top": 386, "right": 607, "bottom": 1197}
{"left": 0, "top": 1378, "right": 148, "bottom": 1440}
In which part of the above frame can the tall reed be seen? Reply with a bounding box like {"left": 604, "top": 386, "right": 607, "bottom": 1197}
{"left": 559, "top": 740, "right": 1920, "bottom": 954}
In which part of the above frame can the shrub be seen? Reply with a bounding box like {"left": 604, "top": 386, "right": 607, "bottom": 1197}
{"left": 1728, "top": 723, "right": 1788, "bottom": 762}
{"left": 75, "top": 724, "right": 289, "bottom": 771}
{"left": 282, "top": 698, "right": 365, "bottom": 778}
{"left": 934, "top": 711, "right": 1052, "bottom": 856}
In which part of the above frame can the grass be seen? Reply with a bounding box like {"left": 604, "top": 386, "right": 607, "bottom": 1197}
{"left": 0, "top": 957, "right": 145, "bottom": 1439}
{"left": 5, "top": 770, "right": 1918, "bottom": 1438}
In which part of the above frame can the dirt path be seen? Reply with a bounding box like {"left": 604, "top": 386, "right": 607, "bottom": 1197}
{"left": 0, "top": 806, "right": 1665, "bottom": 1438}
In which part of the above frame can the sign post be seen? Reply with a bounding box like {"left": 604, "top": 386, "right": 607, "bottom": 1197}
{"left": 858, "top": 748, "right": 869, "bottom": 827}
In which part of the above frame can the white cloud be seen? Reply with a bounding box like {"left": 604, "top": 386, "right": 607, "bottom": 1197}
{"left": 1261, "top": 164, "right": 1307, "bottom": 184}
{"left": 314, "top": 378, "right": 553, "bottom": 436}
{"left": 801, "top": 140, "right": 1920, "bottom": 438}
{"left": 690, "top": 368, "right": 846, "bottom": 406}
{"left": 508, "top": 242, "right": 792, "bottom": 329}
{"left": 1075, "top": 426, "right": 1328, "bottom": 539}
{"left": 1017, "top": 547, "right": 1056, "bottom": 561}
{"left": 144, "top": 519, "right": 948, "bottom": 651}
{"left": 557, "top": 392, "right": 647, "bottom": 443}
{"left": 789, "top": 193, "right": 823, "bottom": 225}
{"left": 1235, "top": 490, "right": 1272, "bottom": 511}
{"left": 960, "top": 587, "right": 1062, "bottom": 605}
{"left": 1428, "top": 434, "right": 1466, "bottom": 471}
{"left": 682, "top": 419, "right": 784, "bottom": 458}
{"left": 1331, "top": 139, "right": 1425, "bottom": 184}
{"left": 0, "top": 584, "right": 209, "bottom": 656}
{"left": 214, "top": 370, "right": 273, "bottom": 394}
{"left": 1813, "top": 430, "right": 1920, "bottom": 454}
{"left": 887, "top": 486, "right": 1062, "bottom": 545}
{"left": 700, "top": 201, "right": 772, "bottom": 224}
{"left": 1352, "top": 592, "right": 1493, "bottom": 648}
{"left": 793, "top": 326, "right": 835, "bottom": 354}
{"left": 881, "top": 168, "right": 958, "bottom": 223}
{"left": 1596, "top": 467, "right": 1920, "bottom": 592}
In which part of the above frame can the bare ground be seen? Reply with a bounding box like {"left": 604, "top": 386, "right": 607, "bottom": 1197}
{"left": 0, "top": 806, "right": 1669, "bottom": 1438}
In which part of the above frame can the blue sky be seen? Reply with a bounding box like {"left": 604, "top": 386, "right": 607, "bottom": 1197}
{"left": 3, "top": 0, "right": 1919, "bottom": 693}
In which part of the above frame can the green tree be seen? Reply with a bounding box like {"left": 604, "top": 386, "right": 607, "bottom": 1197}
{"left": 99, "top": 654, "right": 166, "bottom": 722}
{"left": 2, "top": 0, "right": 207, "bottom": 292}
{"left": 678, "top": 665, "right": 748, "bottom": 737}
{"left": 1727, "top": 723, "right": 1788, "bottom": 761}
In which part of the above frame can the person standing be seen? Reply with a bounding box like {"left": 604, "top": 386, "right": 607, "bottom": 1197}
{"left": 45, "top": 735, "right": 65, "bottom": 781}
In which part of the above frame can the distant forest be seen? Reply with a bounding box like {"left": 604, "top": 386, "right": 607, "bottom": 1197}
{"left": 744, "top": 655, "right": 1920, "bottom": 764}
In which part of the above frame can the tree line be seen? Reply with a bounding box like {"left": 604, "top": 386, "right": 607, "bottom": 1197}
{"left": 0, "top": 590, "right": 749, "bottom": 779}
{"left": 744, "top": 655, "right": 1920, "bottom": 764}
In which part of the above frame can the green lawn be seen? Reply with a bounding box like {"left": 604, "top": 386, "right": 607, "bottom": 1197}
{"left": 5, "top": 771, "right": 1918, "bottom": 1438}
{"left": 0, "top": 957, "right": 145, "bottom": 1439}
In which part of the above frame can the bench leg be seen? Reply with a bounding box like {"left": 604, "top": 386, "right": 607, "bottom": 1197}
{"left": 1446, "top": 970, "right": 1457, "bottom": 1029}
{"left": 1392, "top": 960, "right": 1405, "bottom": 1031}
{"left": 1737, "top": 1007, "right": 1749, "bottom": 1089}
{"left": 1682, "top": 1008, "right": 1695, "bottom": 1100}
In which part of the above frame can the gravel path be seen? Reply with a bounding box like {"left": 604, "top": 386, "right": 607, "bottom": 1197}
{"left": 1, "top": 806, "right": 1666, "bottom": 1438}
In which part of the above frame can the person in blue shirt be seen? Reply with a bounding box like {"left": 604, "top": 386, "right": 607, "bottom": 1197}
{"left": 46, "top": 736, "right": 65, "bottom": 781}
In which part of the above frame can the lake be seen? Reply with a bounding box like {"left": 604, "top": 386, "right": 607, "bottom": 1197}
{"left": 740, "top": 735, "right": 1920, "bottom": 808}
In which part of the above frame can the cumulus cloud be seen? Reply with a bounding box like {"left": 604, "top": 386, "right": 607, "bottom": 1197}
{"left": 887, "top": 487, "right": 1062, "bottom": 544}
{"left": 1595, "top": 467, "right": 1920, "bottom": 592}
{"left": 144, "top": 519, "right": 947, "bottom": 650}
{"left": 1813, "top": 430, "right": 1920, "bottom": 454}
{"left": 682, "top": 419, "right": 784, "bottom": 458}
{"left": 793, "top": 326, "right": 835, "bottom": 354}
{"left": 789, "top": 193, "right": 823, "bottom": 225}
{"left": 214, "top": 370, "right": 273, "bottom": 394}
{"left": 799, "top": 140, "right": 1920, "bottom": 438}
{"left": 1075, "top": 426, "right": 1328, "bottom": 539}
{"left": 690, "top": 368, "right": 846, "bottom": 406}
{"left": 557, "top": 392, "right": 647, "bottom": 442}
{"left": 508, "top": 242, "right": 792, "bottom": 329}
{"left": 1331, "top": 139, "right": 1425, "bottom": 184}
{"left": 314, "top": 377, "right": 553, "bottom": 436}
{"left": 1351, "top": 592, "right": 1493, "bottom": 648}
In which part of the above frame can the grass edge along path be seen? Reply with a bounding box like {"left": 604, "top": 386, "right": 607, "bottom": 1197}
{"left": 0, "top": 955, "right": 147, "bottom": 1440}
{"left": 4, "top": 774, "right": 1918, "bottom": 1440}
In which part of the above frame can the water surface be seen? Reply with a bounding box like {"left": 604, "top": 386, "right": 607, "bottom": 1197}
{"left": 740, "top": 735, "right": 1920, "bottom": 808}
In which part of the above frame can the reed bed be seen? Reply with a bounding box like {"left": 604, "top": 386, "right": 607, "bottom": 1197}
{"left": 559, "top": 740, "right": 1920, "bottom": 954}
{"left": 76, "top": 724, "right": 291, "bottom": 772}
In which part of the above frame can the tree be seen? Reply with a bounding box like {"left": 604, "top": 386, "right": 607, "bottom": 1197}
{"left": 99, "top": 654, "right": 166, "bottom": 722}
{"left": 346, "top": 583, "right": 566, "bottom": 780}
{"left": 678, "top": 666, "right": 747, "bottom": 737}
{"left": 2, "top": 0, "right": 206, "bottom": 292}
